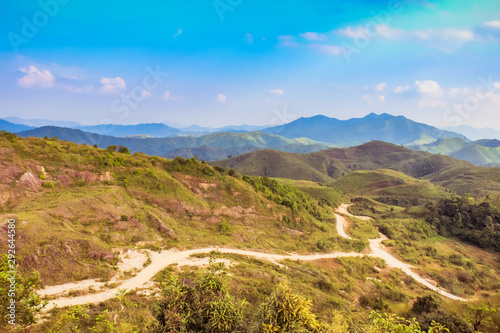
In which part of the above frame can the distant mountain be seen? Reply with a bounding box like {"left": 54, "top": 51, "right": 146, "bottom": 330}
{"left": 0, "top": 119, "right": 35, "bottom": 133}
{"left": 443, "top": 125, "right": 500, "bottom": 140}
{"left": 17, "top": 127, "right": 333, "bottom": 161}
{"left": 2, "top": 116, "right": 81, "bottom": 128}
{"left": 213, "top": 141, "right": 500, "bottom": 196}
{"left": 181, "top": 124, "right": 268, "bottom": 133}
{"left": 410, "top": 137, "right": 500, "bottom": 166}
{"left": 263, "top": 113, "right": 467, "bottom": 146}
{"left": 74, "top": 123, "right": 182, "bottom": 138}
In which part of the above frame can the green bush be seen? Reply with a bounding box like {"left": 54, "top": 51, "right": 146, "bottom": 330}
{"left": 42, "top": 181, "right": 55, "bottom": 188}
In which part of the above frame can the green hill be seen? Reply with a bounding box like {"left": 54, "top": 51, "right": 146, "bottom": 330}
{"left": 410, "top": 137, "right": 500, "bottom": 166}
{"left": 330, "top": 169, "right": 449, "bottom": 206}
{"left": 214, "top": 141, "right": 500, "bottom": 199}
{"left": 17, "top": 127, "right": 333, "bottom": 161}
{"left": 0, "top": 131, "right": 347, "bottom": 287}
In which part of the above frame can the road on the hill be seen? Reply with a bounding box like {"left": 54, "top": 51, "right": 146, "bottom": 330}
{"left": 42, "top": 204, "right": 465, "bottom": 309}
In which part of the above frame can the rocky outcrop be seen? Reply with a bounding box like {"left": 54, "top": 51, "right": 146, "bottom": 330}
{"left": 18, "top": 172, "right": 42, "bottom": 191}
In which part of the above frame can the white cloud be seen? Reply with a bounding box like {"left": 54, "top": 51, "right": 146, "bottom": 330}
{"left": 299, "top": 32, "right": 326, "bottom": 41}
{"left": 141, "top": 90, "right": 152, "bottom": 98}
{"left": 418, "top": 99, "right": 447, "bottom": 108}
{"left": 163, "top": 91, "right": 181, "bottom": 101}
{"left": 312, "top": 44, "right": 343, "bottom": 55}
{"left": 244, "top": 33, "right": 254, "bottom": 44}
{"left": 362, "top": 95, "right": 374, "bottom": 105}
{"left": 394, "top": 85, "right": 411, "bottom": 94}
{"left": 100, "top": 77, "right": 126, "bottom": 94}
{"left": 483, "top": 20, "right": 500, "bottom": 29}
{"left": 65, "top": 85, "right": 94, "bottom": 93}
{"left": 268, "top": 89, "right": 284, "bottom": 95}
{"left": 415, "top": 80, "right": 444, "bottom": 98}
{"left": 173, "top": 27, "right": 183, "bottom": 38}
{"left": 414, "top": 28, "right": 474, "bottom": 42}
{"left": 278, "top": 35, "right": 298, "bottom": 47}
{"left": 374, "top": 83, "right": 386, "bottom": 91}
{"left": 379, "top": 95, "right": 385, "bottom": 103}
{"left": 334, "top": 26, "right": 369, "bottom": 38}
{"left": 217, "top": 93, "right": 227, "bottom": 102}
{"left": 18, "top": 66, "right": 56, "bottom": 88}
{"left": 375, "top": 25, "right": 406, "bottom": 39}
{"left": 448, "top": 87, "right": 472, "bottom": 96}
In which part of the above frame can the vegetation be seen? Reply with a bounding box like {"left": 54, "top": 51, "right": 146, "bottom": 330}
{"left": 425, "top": 196, "right": 500, "bottom": 251}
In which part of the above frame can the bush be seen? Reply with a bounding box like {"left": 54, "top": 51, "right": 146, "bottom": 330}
{"left": 42, "top": 181, "right": 55, "bottom": 188}
{"left": 218, "top": 218, "right": 233, "bottom": 236}
{"left": 117, "top": 145, "right": 130, "bottom": 154}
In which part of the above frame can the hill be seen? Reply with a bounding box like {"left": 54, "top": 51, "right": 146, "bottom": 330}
{"left": 17, "top": 127, "right": 333, "bottom": 161}
{"left": 329, "top": 169, "right": 450, "bottom": 206}
{"left": 411, "top": 137, "right": 500, "bottom": 166}
{"left": 74, "top": 123, "right": 182, "bottom": 138}
{"left": 263, "top": 113, "right": 466, "bottom": 146}
{"left": 443, "top": 125, "right": 500, "bottom": 140}
{"left": 0, "top": 119, "right": 35, "bottom": 133}
{"left": 0, "top": 131, "right": 347, "bottom": 288}
{"left": 214, "top": 141, "right": 500, "bottom": 199}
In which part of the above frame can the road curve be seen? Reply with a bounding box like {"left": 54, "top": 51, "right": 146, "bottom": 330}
{"left": 43, "top": 204, "right": 465, "bottom": 309}
{"left": 335, "top": 204, "right": 465, "bottom": 301}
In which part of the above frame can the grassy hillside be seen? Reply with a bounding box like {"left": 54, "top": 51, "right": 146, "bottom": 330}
{"left": 214, "top": 141, "right": 500, "bottom": 204}
{"left": 17, "top": 127, "right": 333, "bottom": 161}
{"left": 330, "top": 169, "right": 450, "bottom": 206}
{"left": 410, "top": 137, "right": 500, "bottom": 166}
{"left": 0, "top": 131, "right": 358, "bottom": 287}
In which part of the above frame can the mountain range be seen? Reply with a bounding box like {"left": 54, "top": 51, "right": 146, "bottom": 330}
{"left": 2, "top": 113, "right": 500, "bottom": 165}
{"left": 213, "top": 141, "right": 500, "bottom": 197}
{"left": 263, "top": 113, "right": 467, "bottom": 146}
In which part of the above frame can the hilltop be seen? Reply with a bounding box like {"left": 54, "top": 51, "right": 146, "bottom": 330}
{"left": 263, "top": 113, "right": 465, "bottom": 146}
{"left": 16, "top": 126, "right": 333, "bottom": 161}
{"left": 214, "top": 141, "right": 500, "bottom": 199}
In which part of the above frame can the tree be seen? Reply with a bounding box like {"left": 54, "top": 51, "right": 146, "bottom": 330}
{"left": 152, "top": 262, "right": 246, "bottom": 333}
{"left": 117, "top": 145, "right": 130, "bottom": 154}
{"left": 466, "top": 303, "right": 498, "bottom": 331}
{"left": 0, "top": 254, "right": 47, "bottom": 329}
{"left": 259, "top": 280, "right": 326, "bottom": 332}
{"left": 107, "top": 145, "right": 118, "bottom": 152}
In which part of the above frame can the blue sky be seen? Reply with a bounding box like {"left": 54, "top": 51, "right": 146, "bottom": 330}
{"left": 1, "top": 0, "right": 500, "bottom": 129}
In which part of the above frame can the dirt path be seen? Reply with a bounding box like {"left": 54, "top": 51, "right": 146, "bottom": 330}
{"left": 335, "top": 204, "right": 465, "bottom": 301}
{"left": 42, "top": 203, "right": 465, "bottom": 309}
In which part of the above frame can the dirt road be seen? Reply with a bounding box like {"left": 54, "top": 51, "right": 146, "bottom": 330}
{"left": 42, "top": 204, "right": 465, "bottom": 309}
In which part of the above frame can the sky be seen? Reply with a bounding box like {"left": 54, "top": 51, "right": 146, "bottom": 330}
{"left": 0, "top": 0, "right": 500, "bottom": 129}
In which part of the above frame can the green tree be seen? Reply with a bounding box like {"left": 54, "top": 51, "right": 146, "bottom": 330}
{"left": 466, "top": 303, "right": 498, "bottom": 332}
{"left": 0, "top": 254, "right": 47, "bottom": 329}
{"left": 152, "top": 262, "right": 246, "bottom": 333}
{"left": 259, "top": 280, "right": 326, "bottom": 333}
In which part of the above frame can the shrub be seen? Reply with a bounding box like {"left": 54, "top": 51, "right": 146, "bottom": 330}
{"left": 120, "top": 215, "right": 129, "bottom": 222}
{"left": 39, "top": 174, "right": 46, "bottom": 180}
{"left": 42, "top": 181, "right": 55, "bottom": 188}
{"left": 117, "top": 145, "right": 130, "bottom": 154}
{"left": 218, "top": 218, "right": 233, "bottom": 236}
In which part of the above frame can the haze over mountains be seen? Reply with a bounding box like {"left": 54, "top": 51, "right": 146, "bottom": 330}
{"left": 2, "top": 113, "right": 500, "bottom": 166}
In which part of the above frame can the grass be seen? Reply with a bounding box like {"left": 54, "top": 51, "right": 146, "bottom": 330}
{"left": 0, "top": 133, "right": 364, "bottom": 287}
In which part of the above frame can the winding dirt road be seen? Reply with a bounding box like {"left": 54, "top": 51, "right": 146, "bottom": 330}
{"left": 42, "top": 204, "right": 465, "bottom": 309}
